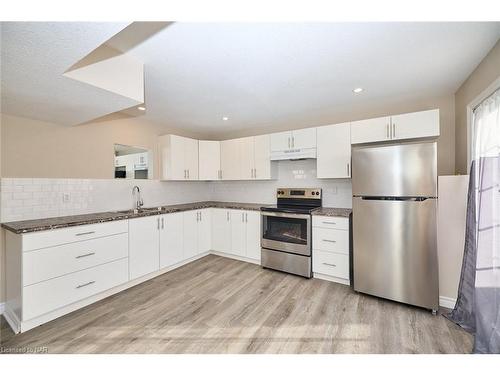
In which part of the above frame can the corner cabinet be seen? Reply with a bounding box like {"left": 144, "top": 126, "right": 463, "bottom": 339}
{"left": 351, "top": 109, "right": 439, "bottom": 144}
{"left": 159, "top": 134, "right": 199, "bottom": 180}
{"left": 220, "top": 135, "right": 276, "bottom": 180}
{"left": 317, "top": 122, "right": 351, "bottom": 178}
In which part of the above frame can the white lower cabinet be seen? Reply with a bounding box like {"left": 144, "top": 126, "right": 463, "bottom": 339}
{"left": 129, "top": 216, "right": 161, "bottom": 280}
{"left": 183, "top": 209, "right": 211, "bottom": 259}
{"left": 312, "top": 215, "right": 350, "bottom": 285}
{"left": 211, "top": 208, "right": 261, "bottom": 261}
{"left": 159, "top": 212, "right": 184, "bottom": 268}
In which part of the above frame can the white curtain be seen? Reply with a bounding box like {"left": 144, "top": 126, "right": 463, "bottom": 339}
{"left": 472, "top": 88, "right": 500, "bottom": 353}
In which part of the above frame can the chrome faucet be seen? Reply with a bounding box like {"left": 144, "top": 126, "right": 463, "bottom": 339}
{"left": 132, "top": 185, "right": 144, "bottom": 211}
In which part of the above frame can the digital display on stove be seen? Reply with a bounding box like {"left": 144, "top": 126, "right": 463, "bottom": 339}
{"left": 290, "top": 190, "right": 305, "bottom": 196}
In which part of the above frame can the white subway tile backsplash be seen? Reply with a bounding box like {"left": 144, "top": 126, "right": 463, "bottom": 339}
{"left": 0, "top": 159, "right": 352, "bottom": 223}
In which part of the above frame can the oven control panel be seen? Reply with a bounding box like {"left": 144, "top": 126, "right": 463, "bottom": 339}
{"left": 276, "top": 188, "right": 322, "bottom": 199}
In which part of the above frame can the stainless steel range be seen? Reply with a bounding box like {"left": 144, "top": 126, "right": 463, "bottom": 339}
{"left": 260, "top": 188, "right": 322, "bottom": 278}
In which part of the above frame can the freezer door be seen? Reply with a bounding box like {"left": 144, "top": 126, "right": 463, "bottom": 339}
{"left": 352, "top": 142, "right": 437, "bottom": 197}
{"left": 353, "top": 197, "right": 439, "bottom": 310}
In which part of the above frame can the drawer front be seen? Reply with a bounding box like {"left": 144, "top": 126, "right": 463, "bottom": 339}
{"left": 23, "top": 258, "right": 129, "bottom": 320}
{"left": 23, "top": 233, "right": 129, "bottom": 286}
{"left": 22, "top": 220, "right": 128, "bottom": 251}
{"left": 313, "top": 227, "right": 349, "bottom": 254}
{"left": 313, "top": 216, "right": 349, "bottom": 230}
{"left": 313, "top": 250, "right": 349, "bottom": 279}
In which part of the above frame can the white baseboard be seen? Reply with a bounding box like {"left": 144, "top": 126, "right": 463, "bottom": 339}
{"left": 439, "top": 296, "right": 457, "bottom": 309}
{"left": 210, "top": 250, "right": 260, "bottom": 265}
{"left": 0, "top": 302, "right": 5, "bottom": 316}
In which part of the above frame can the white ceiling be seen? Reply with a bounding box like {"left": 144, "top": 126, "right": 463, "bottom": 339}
{"left": 0, "top": 22, "right": 138, "bottom": 125}
{"left": 2, "top": 22, "right": 499, "bottom": 136}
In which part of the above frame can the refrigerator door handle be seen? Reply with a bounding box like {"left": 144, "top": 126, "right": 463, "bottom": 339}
{"left": 359, "top": 196, "right": 433, "bottom": 202}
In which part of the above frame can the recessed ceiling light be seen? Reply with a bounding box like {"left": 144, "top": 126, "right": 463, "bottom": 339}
{"left": 138, "top": 106, "right": 146, "bottom": 111}
{"left": 353, "top": 88, "right": 363, "bottom": 93}
{"left": 222, "top": 116, "right": 229, "bottom": 121}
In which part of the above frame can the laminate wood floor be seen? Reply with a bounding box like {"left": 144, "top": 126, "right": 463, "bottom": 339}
{"left": 0, "top": 255, "right": 472, "bottom": 354}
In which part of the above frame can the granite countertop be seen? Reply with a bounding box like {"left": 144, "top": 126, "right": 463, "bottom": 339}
{"left": 311, "top": 207, "right": 352, "bottom": 218}
{"left": 2, "top": 201, "right": 269, "bottom": 234}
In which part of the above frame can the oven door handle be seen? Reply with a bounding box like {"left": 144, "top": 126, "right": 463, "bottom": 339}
{"left": 260, "top": 211, "right": 311, "bottom": 220}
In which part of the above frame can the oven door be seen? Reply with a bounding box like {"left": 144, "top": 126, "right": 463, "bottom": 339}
{"left": 261, "top": 211, "right": 311, "bottom": 256}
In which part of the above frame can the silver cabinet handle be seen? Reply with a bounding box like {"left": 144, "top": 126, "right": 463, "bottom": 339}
{"left": 322, "top": 263, "right": 337, "bottom": 267}
{"left": 187, "top": 169, "right": 190, "bottom": 179}
{"left": 392, "top": 123, "right": 396, "bottom": 138}
{"left": 322, "top": 221, "right": 336, "bottom": 225}
{"left": 292, "top": 136, "right": 295, "bottom": 148}
{"left": 386, "top": 124, "right": 390, "bottom": 139}
{"left": 199, "top": 211, "right": 202, "bottom": 221}
{"left": 184, "top": 169, "right": 186, "bottom": 179}
{"left": 76, "top": 281, "right": 95, "bottom": 289}
{"left": 245, "top": 213, "right": 248, "bottom": 222}
{"left": 76, "top": 252, "right": 95, "bottom": 259}
{"left": 347, "top": 163, "right": 350, "bottom": 176}
{"left": 227, "top": 211, "right": 230, "bottom": 221}
{"left": 157, "top": 217, "right": 160, "bottom": 230}
{"left": 76, "top": 231, "right": 95, "bottom": 237}
{"left": 322, "top": 239, "right": 337, "bottom": 243}
{"left": 242, "top": 212, "right": 244, "bottom": 222}
{"left": 161, "top": 217, "right": 164, "bottom": 229}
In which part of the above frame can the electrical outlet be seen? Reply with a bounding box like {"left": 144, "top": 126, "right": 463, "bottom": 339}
{"left": 62, "top": 193, "right": 70, "bottom": 203}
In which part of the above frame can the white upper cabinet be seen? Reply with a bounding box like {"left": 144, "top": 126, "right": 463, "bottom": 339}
{"left": 129, "top": 216, "right": 160, "bottom": 280}
{"left": 221, "top": 136, "right": 275, "bottom": 180}
{"left": 270, "top": 128, "right": 317, "bottom": 160}
{"left": 220, "top": 138, "right": 242, "bottom": 180}
{"left": 350, "top": 116, "right": 391, "bottom": 144}
{"left": 351, "top": 109, "right": 440, "bottom": 144}
{"left": 253, "top": 134, "right": 274, "bottom": 180}
{"left": 159, "top": 134, "right": 199, "bottom": 180}
{"left": 390, "top": 109, "right": 440, "bottom": 141}
{"left": 317, "top": 122, "right": 351, "bottom": 179}
{"left": 199, "top": 140, "right": 221, "bottom": 180}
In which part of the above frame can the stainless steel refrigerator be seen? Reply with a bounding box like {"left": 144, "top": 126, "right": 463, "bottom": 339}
{"left": 352, "top": 142, "right": 439, "bottom": 312}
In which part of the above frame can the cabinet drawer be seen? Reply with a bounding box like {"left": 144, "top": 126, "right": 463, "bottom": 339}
{"left": 313, "top": 250, "right": 349, "bottom": 279}
{"left": 313, "top": 216, "right": 349, "bottom": 230}
{"left": 313, "top": 228, "right": 349, "bottom": 254}
{"left": 22, "top": 220, "right": 128, "bottom": 251}
{"left": 23, "top": 233, "right": 129, "bottom": 286}
{"left": 23, "top": 258, "right": 128, "bottom": 320}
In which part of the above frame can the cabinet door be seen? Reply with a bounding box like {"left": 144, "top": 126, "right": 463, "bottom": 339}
{"left": 183, "top": 211, "right": 199, "bottom": 259}
{"left": 197, "top": 209, "right": 212, "bottom": 254}
{"left": 160, "top": 134, "right": 186, "bottom": 180}
{"left": 270, "top": 131, "right": 292, "bottom": 152}
{"left": 230, "top": 210, "right": 246, "bottom": 257}
{"left": 317, "top": 122, "right": 351, "bottom": 178}
{"left": 220, "top": 139, "right": 242, "bottom": 180}
{"left": 211, "top": 209, "right": 231, "bottom": 253}
{"left": 291, "top": 128, "right": 316, "bottom": 149}
{"left": 159, "top": 212, "right": 184, "bottom": 269}
{"left": 184, "top": 137, "right": 199, "bottom": 180}
{"left": 350, "top": 116, "right": 391, "bottom": 144}
{"left": 253, "top": 134, "right": 272, "bottom": 179}
{"left": 240, "top": 137, "right": 254, "bottom": 180}
{"left": 129, "top": 216, "right": 160, "bottom": 280}
{"left": 198, "top": 140, "right": 221, "bottom": 180}
{"left": 391, "top": 109, "right": 439, "bottom": 141}
{"left": 245, "top": 211, "right": 261, "bottom": 261}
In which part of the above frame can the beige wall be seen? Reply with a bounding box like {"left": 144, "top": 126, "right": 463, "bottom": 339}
{"left": 223, "top": 94, "right": 456, "bottom": 176}
{"left": 455, "top": 40, "right": 500, "bottom": 174}
{"left": 0, "top": 113, "right": 206, "bottom": 179}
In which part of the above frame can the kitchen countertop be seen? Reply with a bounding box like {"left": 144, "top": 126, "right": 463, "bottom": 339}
{"left": 1, "top": 201, "right": 268, "bottom": 234}
{"left": 311, "top": 207, "right": 352, "bottom": 218}
{"left": 2, "top": 201, "right": 351, "bottom": 234}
